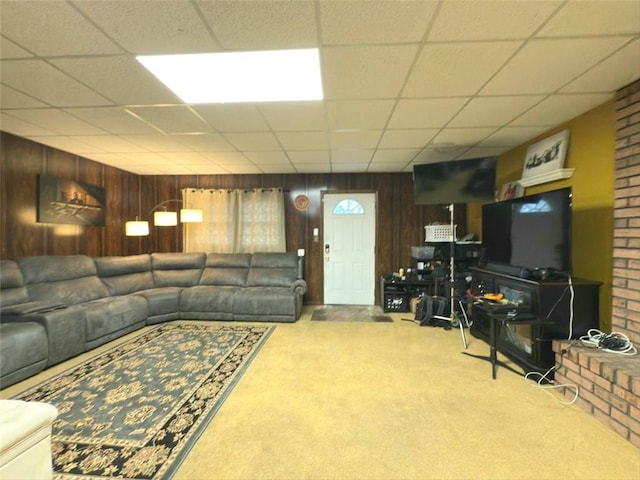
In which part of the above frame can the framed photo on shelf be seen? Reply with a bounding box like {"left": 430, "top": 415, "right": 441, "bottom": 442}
{"left": 499, "top": 182, "right": 524, "bottom": 201}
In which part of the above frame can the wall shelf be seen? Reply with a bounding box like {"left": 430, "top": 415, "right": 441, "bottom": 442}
{"left": 517, "top": 168, "right": 575, "bottom": 188}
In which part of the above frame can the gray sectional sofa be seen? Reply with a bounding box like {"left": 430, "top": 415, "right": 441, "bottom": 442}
{"left": 0, "top": 252, "right": 306, "bottom": 388}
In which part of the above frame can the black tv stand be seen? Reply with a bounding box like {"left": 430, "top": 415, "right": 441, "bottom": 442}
{"left": 469, "top": 267, "right": 601, "bottom": 375}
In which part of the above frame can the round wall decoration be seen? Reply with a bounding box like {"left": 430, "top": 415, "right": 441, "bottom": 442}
{"left": 294, "top": 195, "right": 309, "bottom": 211}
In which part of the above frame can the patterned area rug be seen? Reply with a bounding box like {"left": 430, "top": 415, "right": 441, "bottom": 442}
{"left": 311, "top": 305, "right": 393, "bottom": 322}
{"left": 12, "top": 323, "right": 274, "bottom": 480}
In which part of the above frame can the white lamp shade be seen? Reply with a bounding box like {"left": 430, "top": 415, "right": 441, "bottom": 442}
{"left": 180, "top": 208, "right": 203, "bottom": 223}
{"left": 154, "top": 211, "right": 178, "bottom": 226}
{"left": 125, "top": 220, "right": 149, "bottom": 236}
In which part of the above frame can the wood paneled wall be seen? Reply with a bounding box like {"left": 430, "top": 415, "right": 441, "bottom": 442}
{"left": 1, "top": 132, "right": 467, "bottom": 304}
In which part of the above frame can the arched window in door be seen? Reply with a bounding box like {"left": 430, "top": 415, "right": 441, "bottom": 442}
{"left": 333, "top": 199, "right": 364, "bottom": 215}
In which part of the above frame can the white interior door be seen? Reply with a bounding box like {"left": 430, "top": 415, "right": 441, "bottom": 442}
{"left": 323, "top": 193, "right": 376, "bottom": 305}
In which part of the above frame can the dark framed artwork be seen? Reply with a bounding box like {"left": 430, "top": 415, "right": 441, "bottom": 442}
{"left": 37, "top": 175, "right": 106, "bottom": 226}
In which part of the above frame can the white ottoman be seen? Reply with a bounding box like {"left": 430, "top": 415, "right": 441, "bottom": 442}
{"left": 0, "top": 400, "right": 58, "bottom": 480}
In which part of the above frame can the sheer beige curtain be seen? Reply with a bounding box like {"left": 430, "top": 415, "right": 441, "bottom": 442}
{"left": 182, "top": 188, "right": 286, "bottom": 253}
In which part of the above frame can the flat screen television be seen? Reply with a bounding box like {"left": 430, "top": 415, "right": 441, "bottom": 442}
{"left": 481, "top": 187, "right": 572, "bottom": 275}
{"left": 413, "top": 156, "right": 497, "bottom": 205}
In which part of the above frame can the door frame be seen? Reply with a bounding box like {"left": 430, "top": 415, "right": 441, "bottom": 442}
{"left": 321, "top": 189, "right": 378, "bottom": 305}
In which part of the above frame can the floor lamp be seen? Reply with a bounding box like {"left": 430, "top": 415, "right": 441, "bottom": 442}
{"left": 431, "top": 203, "right": 470, "bottom": 349}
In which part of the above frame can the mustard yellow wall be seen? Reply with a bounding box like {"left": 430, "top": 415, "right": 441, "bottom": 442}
{"left": 468, "top": 100, "right": 616, "bottom": 331}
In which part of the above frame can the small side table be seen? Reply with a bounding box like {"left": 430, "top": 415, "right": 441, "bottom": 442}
{"left": 466, "top": 301, "right": 551, "bottom": 379}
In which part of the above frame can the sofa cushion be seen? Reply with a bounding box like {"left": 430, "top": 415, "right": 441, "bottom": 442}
{"left": 94, "top": 254, "right": 154, "bottom": 295}
{"left": 233, "top": 287, "right": 297, "bottom": 316}
{"left": 23, "top": 277, "right": 109, "bottom": 306}
{"left": 83, "top": 296, "right": 148, "bottom": 343}
{"left": 18, "top": 256, "right": 109, "bottom": 306}
{"left": 246, "top": 252, "right": 298, "bottom": 287}
{"left": 200, "top": 253, "right": 250, "bottom": 286}
{"left": 135, "top": 287, "right": 182, "bottom": 323}
{"left": 0, "top": 322, "right": 48, "bottom": 388}
{"left": 151, "top": 253, "right": 205, "bottom": 287}
{"left": 0, "top": 260, "right": 29, "bottom": 307}
{"left": 18, "top": 255, "right": 96, "bottom": 284}
{"left": 180, "top": 285, "right": 238, "bottom": 315}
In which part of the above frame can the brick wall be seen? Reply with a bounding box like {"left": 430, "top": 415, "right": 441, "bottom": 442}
{"left": 613, "top": 78, "right": 640, "bottom": 344}
{"left": 552, "top": 78, "right": 640, "bottom": 448}
{"left": 553, "top": 340, "right": 640, "bottom": 448}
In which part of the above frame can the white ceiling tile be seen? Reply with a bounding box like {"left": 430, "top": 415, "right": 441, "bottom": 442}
{"left": 411, "top": 148, "right": 467, "bottom": 165}
{"left": 428, "top": 1, "right": 562, "bottom": 41}
{"left": 560, "top": 39, "right": 640, "bottom": 94}
{"left": 537, "top": 1, "right": 640, "bottom": 37}
{"left": 81, "top": 153, "right": 131, "bottom": 165}
{"left": 193, "top": 105, "right": 270, "bottom": 133}
{"left": 259, "top": 102, "right": 326, "bottom": 131}
{"left": 371, "top": 149, "right": 421, "bottom": 163}
{"left": 63, "top": 107, "right": 158, "bottom": 135}
{"left": 74, "top": 0, "right": 219, "bottom": 54}
{"left": 0, "top": 0, "right": 122, "bottom": 56}
{"left": 327, "top": 100, "right": 395, "bottom": 130}
{"left": 331, "top": 150, "right": 374, "bottom": 163}
{"left": 295, "top": 163, "right": 331, "bottom": 173}
{"left": 0, "top": 85, "right": 48, "bottom": 109}
{"left": 379, "top": 129, "right": 439, "bottom": 149}
{"left": 449, "top": 96, "right": 546, "bottom": 127}
{"left": 323, "top": 45, "right": 418, "bottom": 99}
{"left": 9, "top": 109, "right": 107, "bottom": 135}
{"left": 458, "top": 147, "right": 513, "bottom": 160}
{"left": 50, "top": 56, "right": 181, "bottom": 105}
{"left": 1, "top": 114, "right": 58, "bottom": 136}
{"left": 221, "top": 164, "right": 262, "bottom": 174}
{"left": 244, "top": 151, "right": 290, "bottom": 165}
{"left": 171, "top": 134, "right": 236, "bottom": 152}
{"left": 119, "top": 134, "right": 189, "bottom": 152}
{"left": 287, "top": 151, "right": 331, "bottom": 164}
{"left": 162, "top": 152, "right": 209, "bottom": 164}
{"left": 259, "top": 163, "right": 296, "bottom": 174}
{"left": 330, "top": 131, "right": 382, "bottom": 149}
{"left": 199, "top": 152, "right": 248, "bottom": 164}
{"left": 0, "top": 0, "right": 635, "bottom": 176}
{"left": 0, "top": 37, "right": 34, "bottom": 59}
{"left": 117, "top": 152, "right": 176, "bottom": 164}
{"left": 368, "top": 162, "right": 410, "bottom": 172}
{"left": 404, "top": 41, "right": 522, "bottom": 97}
{"left": 331, "top": 162, "right": 370, "bottom": 173}
{"left": 479, "top": 127, "right": 553, "bottom": 148}
{"left": 72, "top": 135, "right": 149, "bottom": 153}
{"left": 198, "top": 1, "right": 317, "bottom": 51}
{"left": 431, "top": 128, "right": 498, "bottom": 147}
{"left": 276, "top": 132, "right": 328, "bottom": 150}
{"left": 388, "top": 98, "right": 469, "bottom": 129}
{"left": 319, "top": 1, "right": 437, "bottom": 45}
{"left": 510, "top": 94, "right": 613, "bottom": 127}
{"left": 223, "top": 132, "right": 281, "bottom": 151}
{"left": 29, "top": 136, "right": 106, "bottom": 154}
{"left": 127, "top": 106, "right": 210, "bottom": 134}
{"left": 481, "top": 37, "right": 634, "bottom": 95}
{"left": 1, "top": 59, "right": 113, "bottom": 107}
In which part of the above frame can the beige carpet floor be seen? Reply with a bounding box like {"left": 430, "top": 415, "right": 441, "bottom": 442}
{"left": 3, "top": 306, "right": 639, "bottom": 480}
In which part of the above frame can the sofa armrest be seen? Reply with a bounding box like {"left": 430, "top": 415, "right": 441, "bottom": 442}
{"left": 1, "top": 301, "right": 66, "bottom": 316}
{"left": 289, "top": 279, "right": 307, "bottom": 296}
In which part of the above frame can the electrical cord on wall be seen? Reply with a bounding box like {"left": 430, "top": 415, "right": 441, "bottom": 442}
{"left": 525, "top": 366, "right": 579, "bottom": 405}
{"left": 579, "top": 329, "right": 637, "bottom": 355}
{"left": 567, "top": 275, "right": 574, "bottom": 340}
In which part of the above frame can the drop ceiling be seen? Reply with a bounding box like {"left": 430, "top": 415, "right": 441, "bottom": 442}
{"left": 1, "top": 0, "right": 638, "bottom": 175}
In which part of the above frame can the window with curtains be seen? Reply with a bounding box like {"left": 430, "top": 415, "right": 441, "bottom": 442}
{"left": 182, "top": 188, "right": 286, "bottom": 253}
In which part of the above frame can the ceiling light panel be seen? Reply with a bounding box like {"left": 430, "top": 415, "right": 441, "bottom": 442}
{"left": 137, "top": 49, "right": 323, "bottom": 104}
